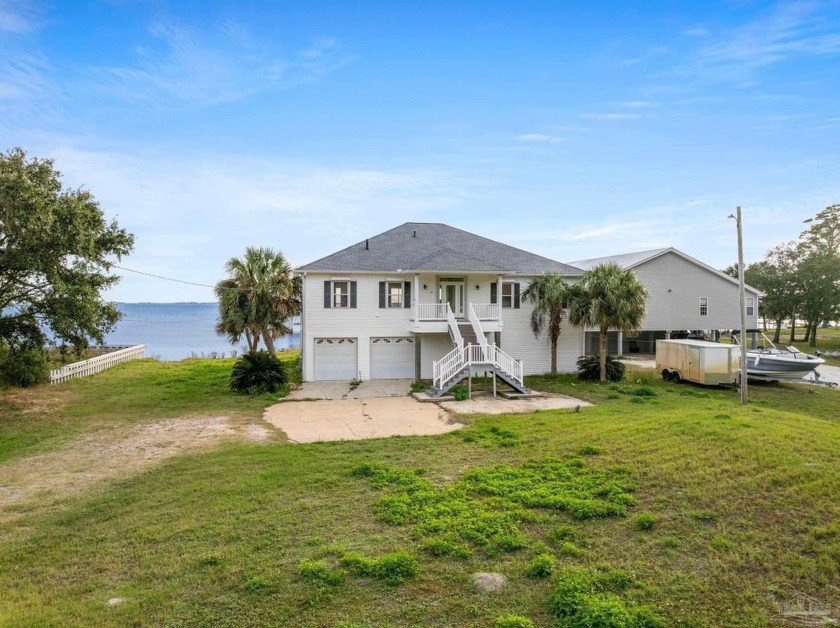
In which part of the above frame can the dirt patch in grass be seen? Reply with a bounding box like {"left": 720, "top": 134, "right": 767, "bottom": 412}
{"left": 0, "top": 415, "right": 274, "bottom": 528}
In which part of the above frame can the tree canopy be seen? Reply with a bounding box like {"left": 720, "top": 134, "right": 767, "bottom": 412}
{"left": 0, "top": 148, "right": 134, "bottom": 382}
{"left": 215, "top": 247, "right": 300, "bottom": 353}
{"left": 521, "top": 273, "right": 569, "bottom": 375}
{"left": 567, "top": 263, "right": 648, "bottom": 382}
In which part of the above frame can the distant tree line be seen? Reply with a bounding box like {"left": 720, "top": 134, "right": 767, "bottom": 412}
{"left": 724, "top": 205, "right": 840, "bottom": 346}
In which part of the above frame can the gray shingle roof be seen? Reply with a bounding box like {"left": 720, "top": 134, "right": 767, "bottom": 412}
{"left": 568, "top": 248, "right": 671, "bottom": 270}
{"left": 298, "top": 223, "right": 581, "bottom": 274}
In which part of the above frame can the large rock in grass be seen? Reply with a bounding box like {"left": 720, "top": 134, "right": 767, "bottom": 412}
{"left": 472, "top": 572, "right": 507, "bottom": 593}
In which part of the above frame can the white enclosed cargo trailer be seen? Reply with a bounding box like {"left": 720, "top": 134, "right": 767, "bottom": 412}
{"left": 655, "top": 339, "right": 738, "bottom": 386}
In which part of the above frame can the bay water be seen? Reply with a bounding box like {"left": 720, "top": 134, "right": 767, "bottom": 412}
{"left": 103, "top": 303, "right": 300, "bottom": 361}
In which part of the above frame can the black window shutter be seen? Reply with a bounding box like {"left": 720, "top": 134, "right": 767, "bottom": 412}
{"left": 490, "top": 282, "right": 497, "bottom": 305}
{"left": 324, "top": 281, "right": 331, "bottom": 308}
{"left": 404, "top": 281, "right": 411, "bottom": 308}
{"left": 379, "top": 282, "right": 386, "bottom": 308}
{"left": 514, "top": 283, "right": 521, "bottom": 309}
{"left": 350, "top": 281, "right": 357, "bottom": 308}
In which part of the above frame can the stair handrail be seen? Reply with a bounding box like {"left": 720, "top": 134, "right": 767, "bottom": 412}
{"left": 446, "top": 304, "right": 463, "bottom": 348}
{"left": 467, "top": 303, "right": 488, "bottom": 347}
{"left": 434, "top": 345, "right": 465, "bottom": 389}
{"left": 493, "top": 346, "right": 524, "bottom": 385}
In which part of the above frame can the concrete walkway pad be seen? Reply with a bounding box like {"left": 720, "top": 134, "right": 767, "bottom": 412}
{"left": 440, "top": 393, "right": 591, "bottom": 415}
{"left": 263, "top": 397, "right": 463, "bottom": 443}
{"left": 346, "top": 379, "right": 412, "bottom": 399}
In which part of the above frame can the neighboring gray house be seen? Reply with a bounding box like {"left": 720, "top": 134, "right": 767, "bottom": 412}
{"left": 296, "top": 222, "right": 584, "bottom": 392}
{"left": 569, "top": 248, "right": 762, "bottom": 354}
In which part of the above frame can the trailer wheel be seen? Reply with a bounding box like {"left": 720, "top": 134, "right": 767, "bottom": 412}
{"left": 670, "top": 371, "right": 681, "bottom": 384}
{"left": 661, "top": 369, "right": 671, "bottom": 382}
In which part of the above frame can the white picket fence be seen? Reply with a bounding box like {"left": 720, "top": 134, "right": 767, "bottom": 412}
{"left": 49, "top": 345, "right": 145, "bottom": 384}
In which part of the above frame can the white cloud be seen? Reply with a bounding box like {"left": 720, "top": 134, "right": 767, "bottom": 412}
{"left": 92, "top": 20, "right": 350, "bottom": 106}
{"left": 0, "top": 0, "right": 40, "bottom": 34}
{"left": 514, "top": 133, "right": 564, "bottom": 143}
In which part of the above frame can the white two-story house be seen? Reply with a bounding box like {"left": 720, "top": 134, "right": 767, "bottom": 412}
{"left": 569, "top": 248, "right": 762, "bottom": 354}
{"left": 296, "top": 222, "right": 585, "bottom": 394}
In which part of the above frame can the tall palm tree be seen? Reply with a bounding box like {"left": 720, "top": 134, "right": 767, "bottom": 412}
{"left": 215, "top": 247, "right": 300, "bottom": 353}
{"left": 567, "top": 263, "right": 648, "bottom": 382}
{"left": 521, "top": 273, "right": 569, "bottom": 375}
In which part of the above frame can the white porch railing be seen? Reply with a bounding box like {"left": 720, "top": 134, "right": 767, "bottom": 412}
{"left": 471, "top": 303, "right": 500, "bottom": 320}
{"left": 418, "top": 303, "right": 448, "bottom": 320}
{"left": 446, "top": 305, "right": 463, "bottom": 348}
{"left": 468, "top": 304, "right": 488, "bottom": 347}
{"left": 49, "top": 344, "right": 145, "bottom": 384}
{"left": 434, "top": 345, "right": 464, "bottom": 389}
{"left": 433, "top": 343, "right": 524, "bottom": 390}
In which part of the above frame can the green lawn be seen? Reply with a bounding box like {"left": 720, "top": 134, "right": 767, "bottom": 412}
{"left": 1, "top": 359, "right": 840, "bottom": 626}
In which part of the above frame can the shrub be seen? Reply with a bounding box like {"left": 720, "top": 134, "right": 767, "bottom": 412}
{"left": 451, "top": 384, "right": 469, "bottom": 401}
{"left": 229, "top": 351, "right": 287, "bottom": 394}
{"left": 410, "top": 381, "right": 427, "bottom": 393}
{"left": 496, "top": 615, "right": 535, "bottom": 628}
{"left": 298, "top": 560, "right": 345, "bottom": 587}
{"left": 526, "top": 553, "right": 556, "bottom": 578}
{"left": 576, "top": 355, "right": 625, "bottom": 382}
{"left": 371, "top": 552, "right": 420, "bottom": 585}
{"left": 0, "top": 343, "right": 49, "bottom": 387}
{"left": 634, "top": 512, "right": 657, "bottom": 531}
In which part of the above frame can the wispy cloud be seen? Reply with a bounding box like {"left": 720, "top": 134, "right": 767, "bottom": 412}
{"left": 514, "top": 133, "right": 564, "bottom": 144}
{"left": 691, "top": 2, "right": 840, "bottom": 79}
{"left": 0, "top": 0, "right": 41, "bottom": 35}
{"left": 580, "top": 112, "right": 642, "bottom": 121}
{"left": 621, "top": 100, "right": 659, "bottom": 109}
{"left": 93, "top": 20, "right": 350, "bottom": 105}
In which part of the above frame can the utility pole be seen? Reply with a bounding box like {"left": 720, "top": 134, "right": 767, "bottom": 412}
{"left": 734, "top": 206, "right": 749, "bottom": 405}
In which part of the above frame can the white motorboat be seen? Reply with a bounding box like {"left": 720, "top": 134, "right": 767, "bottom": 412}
{"left": 731, "top": 330, "right": 825, "bottom": 380}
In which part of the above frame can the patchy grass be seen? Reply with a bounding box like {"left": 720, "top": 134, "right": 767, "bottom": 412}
{"left": 0, "top": 352, "right": 299, "bottom": 465}
{"left": 1, "top": 358, "right": 840, "bottom": 625}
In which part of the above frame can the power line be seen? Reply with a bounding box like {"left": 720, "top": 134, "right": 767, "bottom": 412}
{"left": 113, "top": 265, "right": 216, "bottom": 289}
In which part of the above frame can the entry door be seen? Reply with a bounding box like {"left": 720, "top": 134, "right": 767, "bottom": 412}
{"left": 440, "top": 281, "right": 465, "bottom": 317}
{"left": 689, "top": 347, "right": 700, "bottom": 381}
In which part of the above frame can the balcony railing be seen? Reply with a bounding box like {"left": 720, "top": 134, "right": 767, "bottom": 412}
{"left": 418, "top": 303, "right": 448, "bottom": 320}
{"left": 417, "top": 302, "right": 500, "bottom": 321}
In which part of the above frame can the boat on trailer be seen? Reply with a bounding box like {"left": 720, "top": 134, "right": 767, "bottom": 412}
{"left": 731, "top": 330, "right": 825, "bottom": 380}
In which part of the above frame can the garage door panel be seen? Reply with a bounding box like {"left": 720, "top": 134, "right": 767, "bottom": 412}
{"left": 314, "top": 338, "right": 357, "bottom": 381}
{"left": 370, "top": 337, "right": 414, "bottom": 379}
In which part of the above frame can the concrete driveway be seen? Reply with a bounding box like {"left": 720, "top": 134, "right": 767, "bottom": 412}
{"left": 265, "top": 380, "right": 463, "bottom": 443}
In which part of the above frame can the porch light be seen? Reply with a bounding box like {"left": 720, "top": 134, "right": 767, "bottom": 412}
{"left": 475, "top": 285, "right": 479, "bottom": 290}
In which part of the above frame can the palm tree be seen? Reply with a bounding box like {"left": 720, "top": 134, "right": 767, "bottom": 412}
{"left": 521, "top": 273, "right": 569, "bottom": 375}
{"left": 567, "top": 263, "right": 648, "bottom": 382}
{"left": 215, "top": 247, "right": 300, "bottom": 353}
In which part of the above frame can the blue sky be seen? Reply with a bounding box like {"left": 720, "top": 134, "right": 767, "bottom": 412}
{"left": 2, "top": 0, "right": 839, "bottom": 302}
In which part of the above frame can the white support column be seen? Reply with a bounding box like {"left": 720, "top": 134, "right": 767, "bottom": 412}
{"left": 617, "top": 331, "right": 623, "bottom": 355}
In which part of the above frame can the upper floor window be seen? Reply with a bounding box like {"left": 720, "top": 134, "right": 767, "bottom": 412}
{"left": 333, "top": 281, "right": 350, "bottom": 308}
{"left": 387, "top": 282, "right": 403, "bottom": 308}
{"left": 699, "top": 297, "right": 708, "bottom": 316}
{"left": 746, "top": 297, "right": 755, "bottom": 316}
{"left": 502, "top": 283, "right": 513, "bottom": 308}
{"left": 324, "top": 280, "right": 356, "bottom": 309}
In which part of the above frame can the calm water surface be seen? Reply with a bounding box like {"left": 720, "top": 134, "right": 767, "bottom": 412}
{"left": 103, "top": 303, "right": 300, "bottom": 361}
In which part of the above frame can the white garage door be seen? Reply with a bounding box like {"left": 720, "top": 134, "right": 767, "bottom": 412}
{"left": 370, "top": 337, "right": 415, "bottom": 379}
{"left": 314, "top": 338, "right": 357, "bottom": 381}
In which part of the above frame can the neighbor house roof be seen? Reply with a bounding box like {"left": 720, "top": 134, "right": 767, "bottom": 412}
{"left": 298, "top": 222, "right": 582, "bottom": 274}
{"left": 569, "top": 247, "right": 763, "bottom": 296}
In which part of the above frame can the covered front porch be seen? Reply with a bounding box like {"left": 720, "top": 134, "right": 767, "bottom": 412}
{"left": 408, "top": 273, "right": 508, "bottom": 333}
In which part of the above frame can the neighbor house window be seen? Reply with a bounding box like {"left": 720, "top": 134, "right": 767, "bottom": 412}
{"left": 746, "top": 297, "right": 755, "bottom": 316}
{"left": 699, "top": 297, "right": 708, "bottom": 316}
{"left": 387, "top": 282, "right": 403, "bottom": 308}
{"left": 333, "top": 281, "right": 350, "bottom": 308}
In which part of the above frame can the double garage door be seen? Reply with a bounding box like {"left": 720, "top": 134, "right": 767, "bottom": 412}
{"left": 313, "top": 336, "right": 415, "bottom": 380}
